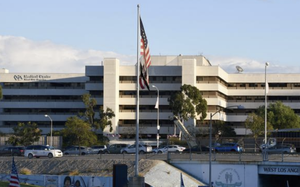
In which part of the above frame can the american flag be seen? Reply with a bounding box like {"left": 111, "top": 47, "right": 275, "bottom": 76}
{"left": 139, "top": 16, "right": 151, "bottom": 91}
{"left": 9, "top": 157, "right": 20, "bottom": 187}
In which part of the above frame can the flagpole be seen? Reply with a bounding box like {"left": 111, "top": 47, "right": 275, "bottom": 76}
{"left": 135, "top": 4, "right": 140, "bottom": 177}
{"left": 264, "top": 62, "right": 269, "bottom": 144}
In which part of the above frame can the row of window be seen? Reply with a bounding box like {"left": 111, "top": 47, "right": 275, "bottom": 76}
{"left": 202, "top": 91, "right": 300, "bottom": 102}
{"left": 119, "top": 76, "right": 182, "bottom": 83}
{"left": 3, "top": 108, "right": 85, "bottom": 114}
{"left": 5, "top": 75, "right": 300, "bottom": 89}
{"left": 119, "top": 91, "right": 177, "bottom": 97}
{"left": 3, "top": 121, "right": 66, "bottom": 126}
{"left": 228, "top": 96, "right": 300, "bottom": 101}
{"left": 3, "top": 82, "right": 85, "bottom": 89}
{"left": 3, "top": 95, "right": 83, "bottom": 101}
{"left": 6, "top": 93, "right": 300, "bottom": 103}
{"left": 197, "top": 76, "right": 300, "bottom": 88}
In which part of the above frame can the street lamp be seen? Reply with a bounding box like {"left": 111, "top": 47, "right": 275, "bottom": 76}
{"left": 264, "top": 62, "right": 269, "bottom": 144}
{"left": 44, "top": 114, "right": 53, "bottom": 147}
{"left": 209, "top": 105, "right": 243, "bottom": 187}
{"left": 152, "top": 85, "right": 160, "bottom": 149}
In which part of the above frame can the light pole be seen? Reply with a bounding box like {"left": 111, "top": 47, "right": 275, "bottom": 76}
{"left": 45, "top": 114, "right": 53, "bottom": 147}
{"left": 152, "top": 85, "right": 160, "bottom": 148}
{"left": 265, "top": 62, "right": 269, "bottom": 144}
{"left": 209, "top": 105, "right": 243, "bottom": 187}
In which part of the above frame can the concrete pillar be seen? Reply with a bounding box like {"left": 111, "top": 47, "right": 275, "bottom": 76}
{"left": 103, "top": 58, "right": 120, "bottom": 135}
{"left": 128, "top": 176, "right": 145, "bottom": 187}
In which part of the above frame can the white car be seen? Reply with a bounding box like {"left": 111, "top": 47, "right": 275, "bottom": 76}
{"left": 25, "top": 145, "right": 63, "bottom": 159}
{"left": 120, "top": 144, "right": 152, "bottom": 154}
{"left": 91, "top": 145, "right": 107, "bottom": 154}
{"left": 155, "top": 145, "right": 186, "bottom": 153}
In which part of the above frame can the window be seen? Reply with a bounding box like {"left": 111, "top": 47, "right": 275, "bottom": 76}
{"left": 249, "top": 83, "right": 257, "bottom": 87}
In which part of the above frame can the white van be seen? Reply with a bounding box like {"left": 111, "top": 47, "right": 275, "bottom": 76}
{"left": 24, "top": 145, "right": 63, "bottom": 159}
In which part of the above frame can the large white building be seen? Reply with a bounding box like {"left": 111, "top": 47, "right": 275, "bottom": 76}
{"left": 1, "top": 55, "right": 300, "bottom": 139}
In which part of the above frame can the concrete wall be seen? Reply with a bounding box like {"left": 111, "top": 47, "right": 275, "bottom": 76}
{"left": 0, "top": 174, "right": 112, "bottom": 187}
{"left": 172, "top": 161, "right": 258, "bottom": 187}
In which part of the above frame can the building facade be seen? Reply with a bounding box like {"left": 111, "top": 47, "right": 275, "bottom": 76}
{"left": 1, "top": 55, "right": 300, "bottom": 139}
{"left": 0, "top": 71, "right": 88, "bottom": 134}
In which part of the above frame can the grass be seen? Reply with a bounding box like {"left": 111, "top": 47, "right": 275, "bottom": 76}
{"left": 19, "top": 168, "right": 32, "bottom": 175}
{"left": 0, "top": 181, "right": 41, "bottom": 187}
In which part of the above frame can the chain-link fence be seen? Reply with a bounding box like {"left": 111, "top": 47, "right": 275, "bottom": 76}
{"left": 0, "top": 135, "right": 62, "bottom": 148}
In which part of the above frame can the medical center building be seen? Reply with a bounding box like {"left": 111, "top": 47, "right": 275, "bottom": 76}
{"left": 1, "top": 55, "right": 299, "bottom": 139}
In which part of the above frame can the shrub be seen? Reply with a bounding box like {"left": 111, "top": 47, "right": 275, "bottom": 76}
{"left": 168, "top": 137, "right": 187, "bottom": 146}
{"left": 69, "top": 169, "right": 79, "bottom": 176}
{"left": 19, "top": 168, "right": 32, "bottom": 175}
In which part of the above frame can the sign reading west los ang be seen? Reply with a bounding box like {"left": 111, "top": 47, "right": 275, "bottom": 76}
{"left": 259, "top": 165, "right": 300, "bottom": 175}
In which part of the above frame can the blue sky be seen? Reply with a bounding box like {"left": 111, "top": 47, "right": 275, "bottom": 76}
{"left": 0, "top": 0, "right": 299, "bottom": 73}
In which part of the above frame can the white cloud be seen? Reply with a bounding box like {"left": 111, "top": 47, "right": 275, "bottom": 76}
{"left": 0, "top": 35, "right": 136, "bottom": 73}
{"left": 0, "top": 35, "right": 298, "bottom": 74}
{"left": 206, "top": 55, "right": 300, "bottom": 74}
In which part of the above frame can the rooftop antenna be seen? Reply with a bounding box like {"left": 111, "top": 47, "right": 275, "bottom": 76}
{"left": 236, "top": 66, "right": 243, "bottom": 73}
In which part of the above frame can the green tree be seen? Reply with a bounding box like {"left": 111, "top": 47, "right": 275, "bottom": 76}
{"left": 99, "top": 107, "right": 115, "bottom": 132}
{"left": 244, "top": 101, "right": 299, "bottom": 150}
{"left": 62, "top": 116, "right": 97, "bottom": 147}
{"left": 245, "top": 113, "right": 265, "bottom": 139}
{"left": 168, "top": 84, "right": 207, "bottom": 142}
{"left": 168, "top": 84, "right": 207, "bottom": 122}
{"left": 0, "top": 130, "right": 5, "bottom": 136}
{"left": 267, "top": 101, "right": 300, "bottom": 129}
{"left": 245, "top": 113, "right": 273, "bottom": 150}
{"left": 0, "top": 85, "right": 2, "bottom": 100}
{"left": 213, "top": 121, "right": 236, "bottom": 137}
{"left": 80, "top": 93, "right": 115, "bottom": 133}
{"left": 255, "top": 101, "right": 300, "bottom": 130}
{"left": 79, "top": 93, "right": 100, "bottom": 130}
{"left": 7, "top": 122, "right": 42, "bottom": 146}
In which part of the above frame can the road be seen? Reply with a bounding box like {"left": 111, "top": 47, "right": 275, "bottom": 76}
{"left": 3, "top": 152, "right": 300, "bottom": 163}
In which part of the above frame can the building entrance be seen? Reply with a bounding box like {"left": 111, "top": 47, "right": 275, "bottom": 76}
{"left": 259, "top": 174, "right": 300, "bottom": 187}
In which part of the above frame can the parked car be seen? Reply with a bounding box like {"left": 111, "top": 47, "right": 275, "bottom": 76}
{"left": 263, "top": 144, "right": 296, "bottom": 154}
{"left": 214, "top": 143, "right": 243, "bottom": 152}
{"left": 154, "top": 145, "right": 186, "bottom": 153}
{"left": 120, "top": 144, "right": 152, "bottom": 154}
{"left": 63, "top": 146, "right": 91, "bottom": 155}
{"left": 24, "top": 145, "right": 63, "bottom": 159}
{"left": 91, "top": 145, "right": 107, "bottom": 154}
{"left": 103, "top": 144, "right": 129, "bottom": 154}
{"left": 182, "top": 145, "right": 210, "bottom": 153}
{"left": 165, "top": 145, "right": 186, "bottom": 153}
{"left": 0, "top": 146, "right": 25, "bottom": 156}
{"left": 152, "top": 145, "right": 168, "bottom": 154}
{"left": 260, "top": 138, "right": 297, "bottom": 154}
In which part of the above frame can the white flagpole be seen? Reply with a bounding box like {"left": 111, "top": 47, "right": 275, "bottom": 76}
{"left": 264, "top": 62, "right": 269, "bottom": 144}
{"left": 135, "top": 4, "right": 140, "bottom": 177}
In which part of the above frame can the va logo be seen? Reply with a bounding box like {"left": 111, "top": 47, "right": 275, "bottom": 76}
{"left": 14, "top": 75, "right": 23, "bottom": 81}
{"left": 215, "top": 168, "right": 242, "bottom": 187}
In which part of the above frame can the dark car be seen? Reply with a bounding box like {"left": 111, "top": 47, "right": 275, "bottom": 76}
{"left": 264, "top": 144, "right": 297, "bottom": 154}
{"left": 63, "top": 146, "right": 91, "bottom": 155}
{"left": 0, "top": 146, "right": 25, "bottom": 156}
{"left": 104, "top": 144, "right": 129, "bottom": 154}
{"left": 183, "top": 145, "right": 210, "bottom": 153}
{"left": 215, "top": 143, "right": 243, "bottom": 152}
